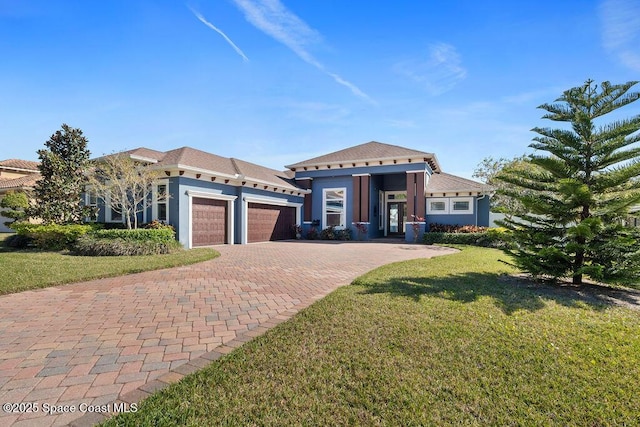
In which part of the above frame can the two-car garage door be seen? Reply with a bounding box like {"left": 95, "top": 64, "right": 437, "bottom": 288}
{"left": 191, "top": 197, "right": 296, "bottom": 246}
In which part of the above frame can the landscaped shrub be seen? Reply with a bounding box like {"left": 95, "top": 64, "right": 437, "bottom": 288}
{"left": 306, "top": 227, "right": 319, "bottom": 240}
{"left": 73, "top": 234, "right": 182, "bottom": 256}
{"left": 3, "top": 233, "right": 33, "bottom": 249}
{"left": 92, "top": 228, "right": 175, "bottom": 243}
{"left": 319, "top": 226, "right": 352, "bottom": 241}
{"left": 12, "top": 223, "right": 95, "bottom": 250}
{"left": 428, "top": 223, "right": 489, "bottom": 233}
{"left": 424, "top": 228, "right": 511, "bottom": 249}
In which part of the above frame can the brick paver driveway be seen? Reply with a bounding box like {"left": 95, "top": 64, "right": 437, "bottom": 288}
{"left": 0, "top": 241, "right": 455, "bottom": 426}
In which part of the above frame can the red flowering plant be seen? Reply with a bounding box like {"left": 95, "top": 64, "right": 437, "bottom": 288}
{"left": 411, "top": 215, "right": 425, "bottom": 243}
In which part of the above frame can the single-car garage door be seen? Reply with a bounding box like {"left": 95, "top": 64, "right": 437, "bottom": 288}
{"left": 192, "top": 197, "right": 227, "bottom": 246}
{"left": 247, "top": 203, "right": 295, "bottom": 243}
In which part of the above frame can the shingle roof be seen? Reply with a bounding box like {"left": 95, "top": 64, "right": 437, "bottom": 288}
{"left": 231, "top": 158, "right": 299, "bottom": 190}
{"left": 285, "top": 141, "right": 440, "bottom": 171}
{"left": 426, "top": 172, "right": 488, "bottom": 193}
{"left": 0, "top": 159, "right": 40, "bottom": 171}
{"left": 123, "top": 147, "right": 167, "bottom": 162}
{"left": 0, "top": 174, "right": 40, "bottom": 190}
{"left": 158, "top": 147, "right": 239, "bottom": 177}
{"left": 103, "top": 147, "right": 303, "bottom": 190}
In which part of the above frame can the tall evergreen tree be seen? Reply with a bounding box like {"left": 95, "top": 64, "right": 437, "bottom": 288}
{"left": 498, "top": 80, "right": 640, "bottom": 285}
{"left": 32, "top": 124, "right": 91, "bottom": 224}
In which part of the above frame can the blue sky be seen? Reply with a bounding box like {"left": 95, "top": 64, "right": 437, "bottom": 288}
{"left": 1, "top": 0, "right": 638, "bottom": 178}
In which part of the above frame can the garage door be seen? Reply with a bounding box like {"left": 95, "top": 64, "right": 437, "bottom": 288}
{"left": 247, "top": 203, "right": 295, "bottom": 243}
{"left": 192, "top": 197, "right": 227, "bottom": 246}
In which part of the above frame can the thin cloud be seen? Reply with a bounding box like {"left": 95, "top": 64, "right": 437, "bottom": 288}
{"left": 394, "top": 43, "right": 467, "bottom": 95}
{"left": 188, "top": 5, "right": 249, "bottom": 62}
{"left": 600, "top": 0, "right": 640, "bottom": 71}
{"left": 231, "top": 0, "right": 375, "bottom": 104}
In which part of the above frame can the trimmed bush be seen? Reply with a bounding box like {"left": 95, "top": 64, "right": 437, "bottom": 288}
{"left": 424, "top": 228, "right": 510, "bottom": 249}
{"left": 12, "top": 223, "right": 95, "bottom": 250}
{"left": 73, "top": 235, "right": 182, "bottom": 256}
{"left": 428, "top": 223, "right": 489, "bottom": 233}
{"left": 92, "top": 228, "right": 175, "bottom": 243}
{"left": 3, "top": 233, "right": 33, "bottom": 249}
{"left": 319, "top": 226, "right": 352, "bottom": 241}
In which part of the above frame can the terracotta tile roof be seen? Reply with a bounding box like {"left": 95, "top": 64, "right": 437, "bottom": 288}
{"left": 158, "top": 147, "right": 239, "bottom": 177}
{"left": 285, "top": 141, "right": 440, "bottom": 171}
{"left": 426, "top": 172, "right": 488, "bottom": 193}
{"left": 0, "top": 159, "right": 40, "bottom": 171}
{"left": 231, "top": 158, "right": 300, "bottom": 190}
{"left": 0, "top": 174, "right": 40, "bottom": 190}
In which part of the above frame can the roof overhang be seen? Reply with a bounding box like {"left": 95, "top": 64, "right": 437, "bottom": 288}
{"left": 286, "top": 154, "right": 440, "bottom": 173}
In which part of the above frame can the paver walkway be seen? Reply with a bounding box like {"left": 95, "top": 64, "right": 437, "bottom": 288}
{"left": 0, "top": 241, "right": 456, "bottom": 426}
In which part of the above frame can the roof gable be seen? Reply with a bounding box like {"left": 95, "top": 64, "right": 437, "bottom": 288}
{"left": 426, "top": 172, "right": 488, "bottom": 195}
{"left": 285, "top": 141, "right": 440, "bottom": 172}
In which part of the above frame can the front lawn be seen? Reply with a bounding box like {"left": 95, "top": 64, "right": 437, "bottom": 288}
{"left": 102, "top": 247, "right": 640, "bottom": 426}
{"left": 0, "top": 245, "right": 218, "bottom": 295}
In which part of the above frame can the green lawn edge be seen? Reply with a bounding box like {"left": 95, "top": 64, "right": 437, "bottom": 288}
{"left": 101, "top": 247, "right": 640, "bottom": 426}
{"left": 0, "top": 247, "right": 219, "bottom": 295}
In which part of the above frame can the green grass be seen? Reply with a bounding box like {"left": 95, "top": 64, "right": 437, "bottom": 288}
{"left": 103, "top": 247, "right": 640, "bottom": 426}
{"left": 0, "top": 244, "right": 219, "bottom": 295}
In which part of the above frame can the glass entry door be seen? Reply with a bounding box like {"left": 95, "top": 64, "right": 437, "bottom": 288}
{"left": 387, "top": 202, "right": 407, "bottom": 236}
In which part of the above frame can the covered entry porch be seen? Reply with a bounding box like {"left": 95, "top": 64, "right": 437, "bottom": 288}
{"left": 352, "top": 171, "right": 427, "bottom": 241}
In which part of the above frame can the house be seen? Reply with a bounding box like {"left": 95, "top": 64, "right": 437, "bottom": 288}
{"left": 0, "top": 159, "right": 40, "bottom": 232}
{"left": 92, "top": 141, "right": 490, "bottom": 247}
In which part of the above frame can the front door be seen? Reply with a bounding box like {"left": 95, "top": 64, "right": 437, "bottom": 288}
{"left": 387, "top": 202, "right": 406, "bottom": 236}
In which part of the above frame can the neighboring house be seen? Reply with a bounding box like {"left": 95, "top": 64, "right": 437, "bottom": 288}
{"left": 0, "top": 159, "right": 40, "bottom": 232}
{"left": 93, "top": 141, "right": 490, "bottom": 247}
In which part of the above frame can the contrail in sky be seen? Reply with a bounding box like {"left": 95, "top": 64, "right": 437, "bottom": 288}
{"left": 188, "top": 6, "right": 249, "bottom": 62}
{"left": 231, "top": 0, "right": 375, "bottom": 104}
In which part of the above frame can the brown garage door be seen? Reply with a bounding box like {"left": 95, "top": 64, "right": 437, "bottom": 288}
{"left": 192, "top": 197, "right": 227, "bottom": 246}
{"left": 247, "top": 203, "right": 295, "bottom": 243}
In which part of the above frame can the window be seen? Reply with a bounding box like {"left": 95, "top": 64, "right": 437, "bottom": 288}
{"left": 426, "top": 197, "right": 474, "bottom": 215}
{"left": 105, "top": 192, "right": 124, "bottom": 223}
{"left": 323, "top": 188, "right": 346, "bottom": 228}
{"left": 452, "top": 201, "right": 470, "bottom": 211}
{"left": 427, "top": 198, "right": 449, "bottom": 214}
{"left": 84, "top": 189, "right": 98, "bottom": 222}
{"left": 153, "top": 182, "right": 169, "bottom": 222}
{"left": 451, "top": 197, "right": 473, "bottom": 214}
{"left": 431, "top": 201, "right": 446, "bottom": 211}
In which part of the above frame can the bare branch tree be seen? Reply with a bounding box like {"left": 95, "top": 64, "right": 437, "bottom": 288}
{"left": 87, "top": 153, "right": 166, "bottom": 229}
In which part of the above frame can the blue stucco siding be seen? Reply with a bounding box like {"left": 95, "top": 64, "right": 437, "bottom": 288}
{"left": 426, "top": 213, "right": 476, "bottom": 229}
{"left": 424, "top": 195, "right": 491, "bottom": 229}
{"left": 476, "top": 195, "right": 490, "bottom": 227}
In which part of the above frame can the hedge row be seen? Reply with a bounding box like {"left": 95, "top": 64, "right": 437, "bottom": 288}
{"left": 6, "top": 222, "right": 179, "bottom": 255}
{"left": 11, "top": 223, "right": 95, "bottom": 250}
{"left": 92, "top": 228, "right": 175, "bottom": 242}
{"left": 73, "top": 235, "right": 182, "bottom": 256}
{"left": 424, "top": 229, "right": 510, "bottom": 248}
